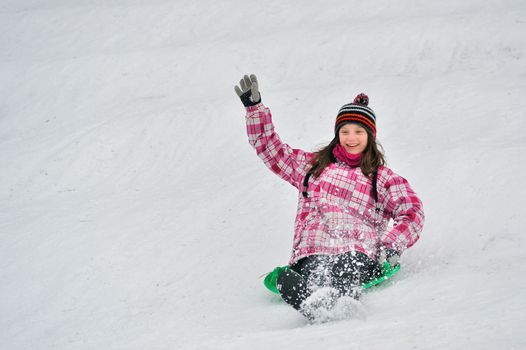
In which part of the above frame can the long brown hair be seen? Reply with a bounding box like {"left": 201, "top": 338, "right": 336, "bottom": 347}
{"left": 308, "top": 127, "right": 386, "bottom": 178}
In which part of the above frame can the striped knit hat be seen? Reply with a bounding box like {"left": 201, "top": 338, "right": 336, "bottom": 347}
{"left": 335, "top": 93, "right": 377, "bottom": 137}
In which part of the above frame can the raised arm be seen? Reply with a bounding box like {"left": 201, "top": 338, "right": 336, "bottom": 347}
{"left": 235, "top": 74, "right": 313, "bottom": 188}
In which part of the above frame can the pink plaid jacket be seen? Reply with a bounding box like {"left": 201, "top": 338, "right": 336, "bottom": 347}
{"left": 246, "top": 103, "right": 425, "bottom": 265}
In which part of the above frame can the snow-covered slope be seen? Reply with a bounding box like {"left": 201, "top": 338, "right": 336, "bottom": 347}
{"left": 1, "top": 1, "right": 525, "bottom": 349}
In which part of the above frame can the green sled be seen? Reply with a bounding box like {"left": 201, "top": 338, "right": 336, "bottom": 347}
{"left": 263, "top": 262, "right": 400, "bottom": 295}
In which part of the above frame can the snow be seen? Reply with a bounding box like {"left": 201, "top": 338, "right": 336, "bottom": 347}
{"left": 1, "top": 0, "right": 525, "bottom": 349}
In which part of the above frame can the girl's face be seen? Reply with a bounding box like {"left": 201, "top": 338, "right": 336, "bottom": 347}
{"left": 338, "top": 123, "right": 368, "bottom": 154}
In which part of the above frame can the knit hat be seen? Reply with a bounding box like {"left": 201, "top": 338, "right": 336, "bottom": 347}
{"left": 335, "top": 93, "right": 377, "bottom": 137}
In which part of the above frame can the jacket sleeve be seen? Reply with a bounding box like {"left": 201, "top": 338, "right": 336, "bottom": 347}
{"left": 380, "top": 172, "right": 425, "bottom": 253}
{"left": 245, "top": 103, "right": 313, "bottom": 189}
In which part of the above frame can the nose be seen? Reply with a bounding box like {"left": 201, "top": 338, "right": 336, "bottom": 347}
{"left": 344, "top": 134, "right": 357, "bottom": 141}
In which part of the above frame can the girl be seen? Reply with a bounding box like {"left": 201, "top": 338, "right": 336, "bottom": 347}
{"left": 235, "top": 74, "right": 425, "bottom": 320}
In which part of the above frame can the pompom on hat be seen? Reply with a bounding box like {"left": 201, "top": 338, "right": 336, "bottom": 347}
{"left": 335, "top": 93, "right": 377, "bottom": 137}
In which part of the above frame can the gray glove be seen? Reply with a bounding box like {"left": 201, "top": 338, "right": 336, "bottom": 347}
{"left": 378, "top": 247, "right": 400, "bottom": 268}
{"left": 234, "top": 74, "right": 261, "bottom": 107}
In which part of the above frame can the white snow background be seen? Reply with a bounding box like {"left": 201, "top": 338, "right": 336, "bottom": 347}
{"left": 1, "top": 0, "right": 525, "bottom": 349}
